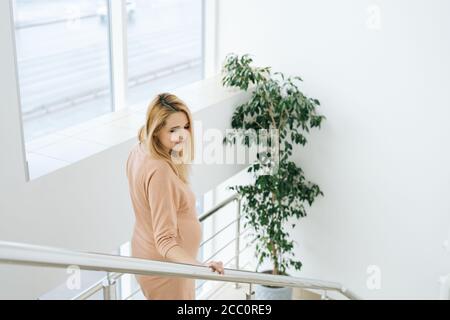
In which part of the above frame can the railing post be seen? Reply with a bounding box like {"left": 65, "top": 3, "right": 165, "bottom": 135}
{"left": 102, "top": 273, "right": 117, "bottom": 300}
{"left": 246, "top": 283, "right": 255, "bottom": 300}
{"left": 235, "top": 198, "right": 241, "bottom": 289}
{"left": 0, "top": 240, "right": 358, "bottom": 300}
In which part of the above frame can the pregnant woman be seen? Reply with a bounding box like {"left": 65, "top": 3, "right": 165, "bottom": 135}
{"left": 126, "top": 93, "right": 224, "bottom": 300}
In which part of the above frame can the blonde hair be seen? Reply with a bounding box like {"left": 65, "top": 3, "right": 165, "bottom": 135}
{"left": 138, "top": 93, "right": 195, "bottom": 184}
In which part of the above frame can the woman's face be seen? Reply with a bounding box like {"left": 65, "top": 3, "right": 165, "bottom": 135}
{"left": 157, "top": 112, "right": 190, "bottom": 154}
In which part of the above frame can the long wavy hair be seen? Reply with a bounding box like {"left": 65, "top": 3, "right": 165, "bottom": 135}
{"left": 138, "top": 93, "right": 195, "bottom": 184}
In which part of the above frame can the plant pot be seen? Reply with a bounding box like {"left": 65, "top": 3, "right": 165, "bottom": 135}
{"left": 254, "top": 270, "right": 293, "bottom": 300}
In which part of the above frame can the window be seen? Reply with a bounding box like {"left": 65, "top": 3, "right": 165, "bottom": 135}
{"left": 12, "top": 0, "right": 114, "bottom": 142}
{"left": 126, "top": 0, "right": 204, "bottom": 105}
{"left": 10, "top": 0, "right": 205, "bottom": 180}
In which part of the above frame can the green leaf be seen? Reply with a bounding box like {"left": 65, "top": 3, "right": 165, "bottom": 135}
{"left": 220, "top": 53, "right": 325, "bottom": 274}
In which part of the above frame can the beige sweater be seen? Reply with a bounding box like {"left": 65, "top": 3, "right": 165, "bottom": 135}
{"left": 126, "top": 142, "right": 202, "bottom": 299}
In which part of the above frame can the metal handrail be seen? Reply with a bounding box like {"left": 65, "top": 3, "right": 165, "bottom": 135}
{"left": 69, "top": 194, "right": 240, "bottom": 300}
{"left": 195, "top": 242, "right": 253, "bottom": 292}
{"left": 67, "top": 194, "right": 241, "bottom": 300}
{"left": 0, "top": 194, "right": 359, "bottom": 300}
{"left": 71, "top": 272, "right": 122, "bottom": 301}
{"left": 200, "top": 217, "right": 238, "bottom": 247}
{"left": 0, "top": 241, "right": 358, "bottom": 300}
{"left": 78, "top": 230, "right": 251, "bottom": 300}
{"left": 198, "top": 194, "right": 239, "bottom": 222}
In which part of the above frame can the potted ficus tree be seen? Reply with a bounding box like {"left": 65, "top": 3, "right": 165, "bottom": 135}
{"left": 221, "top": 53, "right": 325, "bottom": 300}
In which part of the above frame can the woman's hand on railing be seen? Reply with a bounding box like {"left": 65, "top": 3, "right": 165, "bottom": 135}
{"left": 205, "top": 261, "right": 224, "bottom": 275}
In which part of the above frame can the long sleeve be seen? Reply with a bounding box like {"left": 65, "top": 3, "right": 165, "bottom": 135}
{"left": 146, "top": 164, "right": 181, "bottom": 258}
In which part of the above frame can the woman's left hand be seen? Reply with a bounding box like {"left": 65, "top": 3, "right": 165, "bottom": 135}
{"left": 205, "top": 261, "right": 225, "bottom": 275}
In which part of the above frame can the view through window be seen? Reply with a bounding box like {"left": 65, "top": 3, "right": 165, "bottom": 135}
{"left": 13, "top": 0, "right": 204, "bottom": 142}
{"left": 126, "top": 0, "right": 204, "bottom": 105}
{"left": 12, "top": 0, "right": 113, "bottom": 141}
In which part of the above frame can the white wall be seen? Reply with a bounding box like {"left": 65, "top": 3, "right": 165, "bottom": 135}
{"left": 0, "top": 0, "right": 247, "bottom": 299}
{"left": 217, "top": 0, "right": 450, "bottom": 299}
{"left": 0, "top": 0, "right": 135, "bottom": 292}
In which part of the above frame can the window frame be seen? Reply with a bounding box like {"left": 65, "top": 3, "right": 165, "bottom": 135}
{"left": 8, "top": 0, "right": 213, "bottom": 182}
